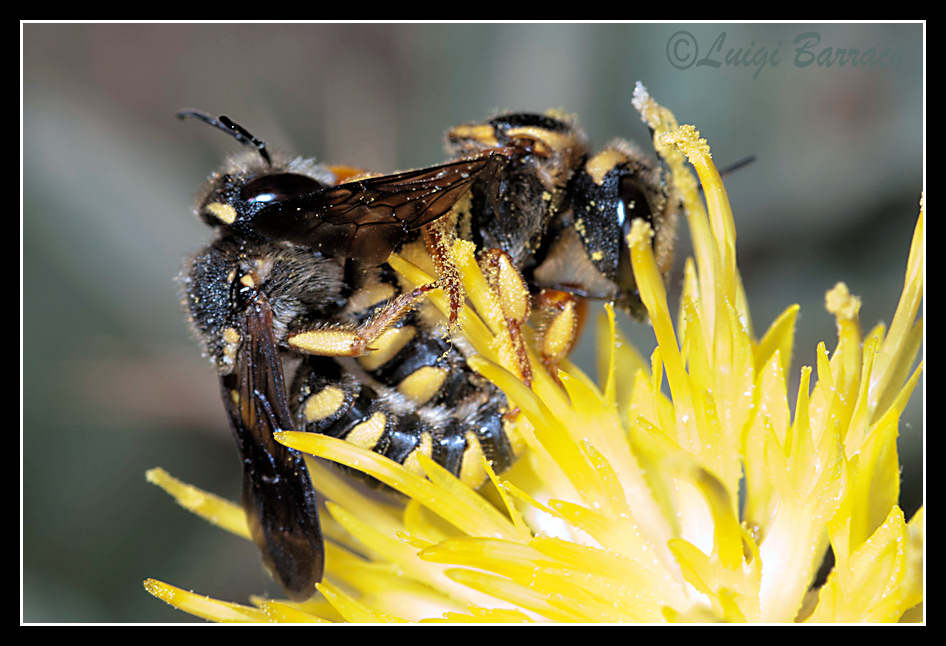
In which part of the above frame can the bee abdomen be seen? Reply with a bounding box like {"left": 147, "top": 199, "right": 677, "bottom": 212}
{"left": 289, "top": 354, "right": 517, "bottom": 490}
{"left": 367, "top": 324, "right": 474, "bottom": 405}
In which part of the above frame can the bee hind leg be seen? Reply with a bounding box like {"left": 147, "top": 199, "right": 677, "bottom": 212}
{"left": 479, "top": 248, "right": 534, "bottom": 387}
{"left": 421, "top": 214, "right": 466, "bottom": 329}
{"left": 530, "top": 289, "right": 586, "bottom": 383}
{"left": 287, "top": 280, "right": 443, "bottom": 358}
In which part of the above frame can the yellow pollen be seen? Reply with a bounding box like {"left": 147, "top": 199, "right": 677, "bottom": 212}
{"left": 825, "top": 282, "right": 862, "bottom": 320}
{"left": 628, "top": 218, "right": 654, "bottom": 247}
{"left": 660, "top": 124, "right": 711, "bottom": 161}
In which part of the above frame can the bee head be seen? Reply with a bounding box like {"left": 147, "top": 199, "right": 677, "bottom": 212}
{"left": 179, "top": 110, "right": 334, "bottom": 231}
{"left": 534, "top": 141, "right": 679, "bottom": 319}
{"left": 196, "top": 164, "right": 329, "bottom": 230}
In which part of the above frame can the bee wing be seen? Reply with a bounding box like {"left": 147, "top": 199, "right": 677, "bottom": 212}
{"left": 221, "top": 291, "right": 323, "bottom": 600}
{"left": 319, "top": 155, "right": 501, "bottom": 228}
{"left": 250, "top": 152, "right": 510, "bottom": 263}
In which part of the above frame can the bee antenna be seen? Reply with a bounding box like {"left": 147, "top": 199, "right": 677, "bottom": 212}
{"left": 177, "top": 109, "right": 272, "bottom": 166}
{"left": 696, "top": 155, "right": 756, "bottom": 196}
{"left": 719, "top": 155, "right": 756, "bottom": 177}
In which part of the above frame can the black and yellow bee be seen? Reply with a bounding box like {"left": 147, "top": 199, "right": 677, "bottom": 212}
{"left": 177, "top": 109, "right": 679, "bottom": 600}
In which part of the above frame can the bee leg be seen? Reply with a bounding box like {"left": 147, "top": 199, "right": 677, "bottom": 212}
{"left": 413, "top": 144, "right": 521, "bottom": 331}
{"left": 479, "top": 248, "right": 533, "bottom": 387}
{"left": 530, "top": 289, "right": 586, "bottom": 383}
{"left": 422, "top": 215, "right": 464, "bottom": 329}
{"left": 288, "top": 280, "right": 442, "bottom": 358}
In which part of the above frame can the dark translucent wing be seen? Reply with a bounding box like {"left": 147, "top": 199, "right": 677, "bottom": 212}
{"left": 220, "top": 291, "right": 323, "bottom": 600}
{"left": 318, "top": 156, "right": 499, "bottom": 229}
{"left": 250, "top": 153, "right": 509, "bottom": 263}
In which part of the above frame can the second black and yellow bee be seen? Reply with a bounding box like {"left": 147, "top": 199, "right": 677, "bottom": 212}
{"left": 177, "top": 109, "right": 679, "bottom": 600}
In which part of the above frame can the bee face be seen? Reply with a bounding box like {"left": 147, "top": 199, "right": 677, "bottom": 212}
{"left": 445, "top": 111, "right": 678, "bottom": 318}
{"left": 535, "top": 140, "right": 678, "bottom": 319}
{"left": 194, "top": 150, "right": 335, "bottom": 232}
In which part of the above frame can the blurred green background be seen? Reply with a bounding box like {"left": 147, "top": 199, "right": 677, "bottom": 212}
{"left": 23, "top": 23, "right": 923, "bottom": 622}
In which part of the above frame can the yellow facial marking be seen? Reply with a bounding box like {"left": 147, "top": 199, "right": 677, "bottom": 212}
{"left": 205, "top": 202, "right": 237, "bottom": 225}
{"left": 543, "top": 302, "right": 577, "bottom": 361}
{"left": 402, "top": 432, "right": 433, "bottom": 477}
{"left": 345, "top": 412, "right": 387, "bottom": 450}
{"left": 239, "top": 274, "right": 256, "bottom": 288}
{"left": 458, "top": 431, "right": 488, "bottom": 489}
{"left": 357, "top": 325, "right": 416, "bottom": 371}
{"left": 585, "top": 148, "right": 628, "bottom": 185}
{"left": 303, "top": 386, "right": 346, "bottom": 423}
{"left": 289, "top": 329, "right": 360, "bottom": 356}
{"left": 397, "top": 366, "right": 448, "bottom": 405}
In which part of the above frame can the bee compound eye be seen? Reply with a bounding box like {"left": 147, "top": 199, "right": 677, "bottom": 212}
{"left": 241, "top": 173, "right": 325, "bottom": 205}
{"left": 614, "top": 174, "right": 658, "bottom": 299}
{"left": 617, "top": 175, "right": 656, "bottom": 235}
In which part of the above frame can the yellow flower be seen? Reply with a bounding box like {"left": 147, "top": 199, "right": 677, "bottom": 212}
{"left": 145, "top": 85, "right": 924, "bottom": 623}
